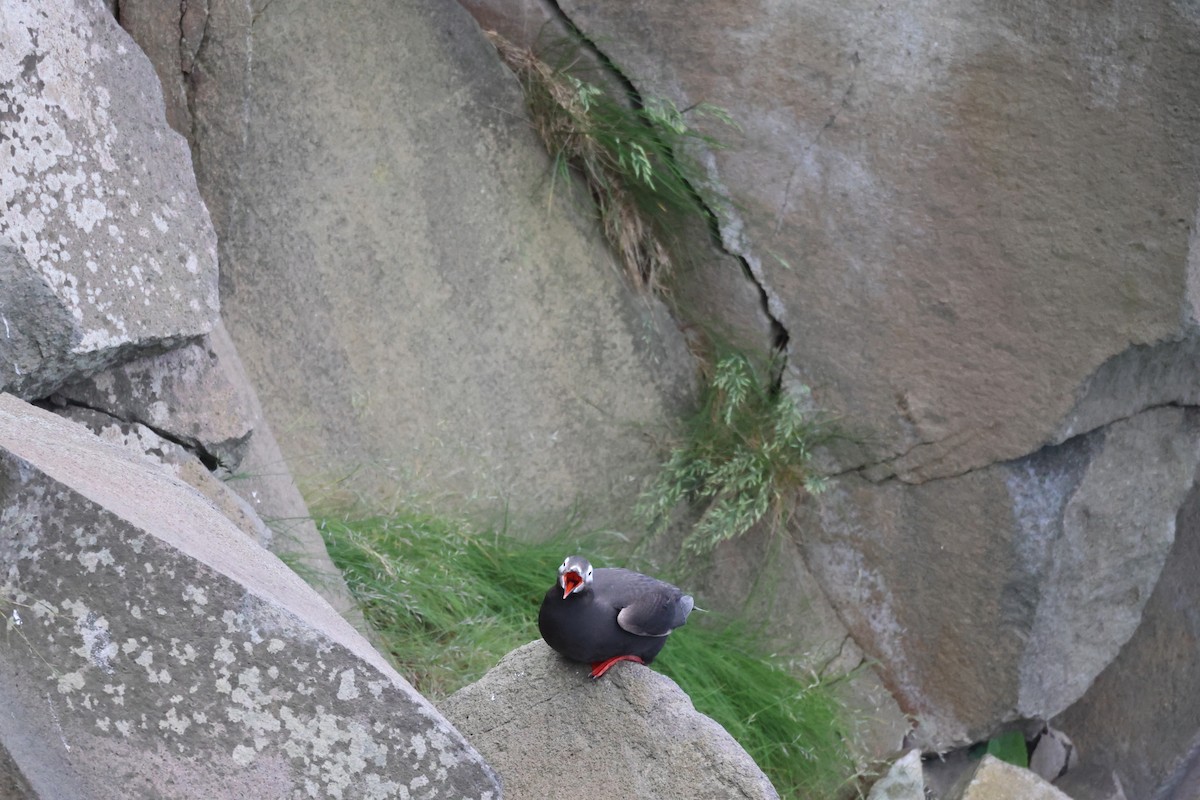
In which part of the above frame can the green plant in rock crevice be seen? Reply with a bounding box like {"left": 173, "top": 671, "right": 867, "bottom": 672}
{"left": 636, "top": 350, "right": 831, "bottom": 554}
{"left": 486, "top": 30, "right": 737, "bottom": 293}
{"left": 488, "top": 32, "right": 833, "bottom": 558}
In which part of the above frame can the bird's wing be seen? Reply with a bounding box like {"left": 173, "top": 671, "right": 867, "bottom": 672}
{"left": 614, "top": 584, "right": 694, "bottom": 637}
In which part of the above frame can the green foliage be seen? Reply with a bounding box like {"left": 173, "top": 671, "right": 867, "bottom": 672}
{"left": 312, "top": 508, "right": 858, "bottom": 797}
{"left": 486, "top": 31, "right": 736, "bottom": 291}
{"left": 984, "top": 730, "right": 1029, "bottom": 768}
{"left": 636, "top": 351, "right": 830, "bottom": 553}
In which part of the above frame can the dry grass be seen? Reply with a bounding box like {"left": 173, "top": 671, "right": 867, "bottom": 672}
{"left": 487, "top": 31, "right": 732, "bottom": 293}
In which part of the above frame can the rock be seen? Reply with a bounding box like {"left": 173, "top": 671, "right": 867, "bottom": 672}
{"left": 948, "top": 755, "right": 1072, "bottom": 800}
{"left": 0, "top": 0, "right": 219, "bottom": 399}
{"left": 1028, "top": 726, "right": 1078, "bottom": 784}
{"left": 114, "top": 0, "right": 699, "bottom": 526}
{"left": 800, "top": 407, "right": 1200, "bottom": 746}
{"left": 114, "top": 0, "right": 194, "bottom": 135}
{"left": 440, "top": 639, "right": 779, "bottom": 799}
{"left": 868, "top": 749, "right": 925, "bottom": 800}
{"left": 53, "top": 405, "right": 271, "bottom": 547}
{"left": 697, "top": 520, "right": 911, "bottom": 763}
{"left": 1051, "top": 480, "right": 1200, "bottom": 799}
{"left": 1052, "top": 767, "right": 1129, "bottom": 800}
{"left": 206, "top": 321, "right": 374, "bottom": 641}
{"left": 550, "top": 0, "right": 1200, "bottom": 481}
{"left": 466, "top": 0, "right": 1200, "bottom": 749}
{"left": 0, "top": 394, "right": 500, "bottom": 798}
{"left": 55, "top": 337, "right": 252, "bottom": 472}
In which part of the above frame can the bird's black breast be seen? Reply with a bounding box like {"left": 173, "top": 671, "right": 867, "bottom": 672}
{"left": 538, "top": 586, "right": 671, "bottom": 666}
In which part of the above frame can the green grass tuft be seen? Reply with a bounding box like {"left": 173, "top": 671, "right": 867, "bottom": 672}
{"left": 486, "top": 30, "right": 736, "bottom": 293}
{"left": 313, "top": 507, "right": 859, "bottom": 798}
{"left": 636, "top": 350, "right": 833, "bottom": 554}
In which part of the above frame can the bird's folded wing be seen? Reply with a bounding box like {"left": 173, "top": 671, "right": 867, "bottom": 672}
{"left": 616, "top": 590, "right": 693, "bottom": 637}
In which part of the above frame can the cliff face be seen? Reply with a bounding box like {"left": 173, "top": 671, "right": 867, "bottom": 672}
{"left": 457, "top": 0, "right": 1200, "bottom": 781}
{"left": 130, "top": 0, "right": 696, "bottom": 528}
{"left": 4, "top": 0, "right": 1200, "bottom": 795}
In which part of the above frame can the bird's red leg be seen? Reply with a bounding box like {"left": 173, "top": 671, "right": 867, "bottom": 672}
{"left": 589, "top": 654, "right": 645, "bottom": 679}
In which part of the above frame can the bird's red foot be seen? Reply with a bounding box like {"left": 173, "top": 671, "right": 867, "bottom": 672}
{"left": 589, "top": 654, "right": 645, "bottom": 679}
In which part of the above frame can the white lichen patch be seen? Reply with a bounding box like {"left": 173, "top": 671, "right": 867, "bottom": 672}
{"left": 0, "top": 0, "right": 218, "bottom": 358}
{"left": 231, "top": 743, "right": 256, "bottom": 766}
{"left": 182, "top": 584, "right": 208, "bottom": 613}
{"left": 57, "top": 670, "right": 85, "bottom": 694}
{"left": 169, "top": 638, "right": 198, "bottom": 665}
{"left": 60, "top": 600, "right": 116, "bottom": 675}
{"left": 336, "top": 669, "right": 360, "bottom": 701}
{"left": 161, "top": 707, "right": 191, "bottom": 735}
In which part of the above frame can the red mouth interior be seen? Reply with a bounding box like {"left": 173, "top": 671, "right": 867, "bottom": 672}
{"left": 562, "top": 570, "right": 584, "bottom": 598}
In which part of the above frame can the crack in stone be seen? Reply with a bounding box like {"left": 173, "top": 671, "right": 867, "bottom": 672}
{"left": 838, "top": 399, "right": 1199, "bottom": 488}
{"left": 772, "top": 51, "right": 859, "bottom": 237}
{"left": 544, "top": 0, "right": 791, "bottom": 365}
{"left": 46, "top": 394, "right": 229, "bottom": 473}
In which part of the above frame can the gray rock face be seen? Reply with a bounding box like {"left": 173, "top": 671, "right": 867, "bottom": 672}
{"left": 0, "top": 394, "right": 500, "bottom": 799}
{"left": 551, "top": 0, "right": 1200, "bottom": 481}
{"left": 440, "top": 639, "right": 779, "bottom": 800}
{"left": 111, "top": 0, "right": 697, "bottom": 525}
{"left": 0, "top": 0, "right": 219, "bottom": 399}
{"left": 54, "top": 404, "right": 272, "bottom": 546}
{"left": 1052, "top": 481, "right": 1200, "bottom": 800}
{"left": 56, "top": 337, "right": 253, "bottom": 471}
{"left": 867, "top": 750, "right": 925, "bottom": 800}
{"left": 802, "top": 407, "right": 1200, "bottom": 745}
{"left": 463, "top": 0, "right": 1200, "bottom": 748}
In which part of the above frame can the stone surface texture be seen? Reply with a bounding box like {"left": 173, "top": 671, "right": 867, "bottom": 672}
{"left": 112, "top": 0, "right": 698, "bottom": 526}
{"left": 801, "top": 406, "right": 1200, "bottom": 744}
{"left": 949, "top": 755, "right": 1072, "bottom": 800}
{"left": 206, "top": 321, "right": 373, "bottom": 640}
{"left": 53, "top": 404, "right": 272, "bottom": 547}
{"left": 441, "top": 639, "right": 779, "bottom": 800}
{"left": 867, "top": 749, "right": 925, "bottom": 800}
{"left": 0, "top": 395, "right": 500, "bottom": 799}
{"left": 0, "top": 0, "right": 219, "bottom": 399}
{"left": 1052, "top": 481, "right": 1200, "bottom": 800}
{"left": 694, "top": 520, "right": 911, "bottom": 762}
{"left": 56, "top": 337, "right": 253, "bottom": 470}
{"left": 461, "top": 0, "right": 1200, "bottom": 747}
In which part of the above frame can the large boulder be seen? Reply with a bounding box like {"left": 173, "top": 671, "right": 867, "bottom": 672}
{"left": 1050, "top": 482, "right": 1200, "bottom": 800}
{"left": 115, "top": 0, "right": 696, "bottom": 526}
{"left": 0, "top": 394, "right": 500, "bottom": 798}
{"left": 462, "top": 0, "right": 1200, "bottom": 746}
{"left": 440, "top": 640, "right": 778, "bottom": 799}
{"left": 0, "top": 0, "right": 219, "bottom": 399}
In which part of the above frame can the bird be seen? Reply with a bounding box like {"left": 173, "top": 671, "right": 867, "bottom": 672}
{"left": 538, "top": 555, "right": 694, "bottom": 679}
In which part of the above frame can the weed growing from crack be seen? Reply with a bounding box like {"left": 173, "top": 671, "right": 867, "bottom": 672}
{"left": 486, "top": 32, "right": 832, "bottom": 555}
{"left": 636, "top": 350, "right": 832, "bottom": 554}
{"left": 486, "top": 30, "right": 736, "bottom": 293}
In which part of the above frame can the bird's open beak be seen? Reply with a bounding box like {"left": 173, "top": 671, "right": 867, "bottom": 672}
{"left": 561, "top": 569, "right": 584, "bottom": 599}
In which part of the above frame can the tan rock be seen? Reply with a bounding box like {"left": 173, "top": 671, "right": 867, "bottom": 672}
{"left": 950, "top": 756, "right": 1072, "bottom": 800}
{"left": 441, "top": 639, "right": 778, "bottom": 799}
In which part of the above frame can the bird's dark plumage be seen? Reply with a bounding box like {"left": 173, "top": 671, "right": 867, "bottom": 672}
{"left": 538, "top": 555, "right": 694, "bottom": 678}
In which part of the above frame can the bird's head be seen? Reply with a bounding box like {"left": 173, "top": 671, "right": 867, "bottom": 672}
{"left": 557, "top": 555, "right": 593, "bottom": 599}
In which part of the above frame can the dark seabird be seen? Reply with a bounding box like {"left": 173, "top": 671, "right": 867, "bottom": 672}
{"left": 538, "top": 555, "right": 694, "bottom": 678}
